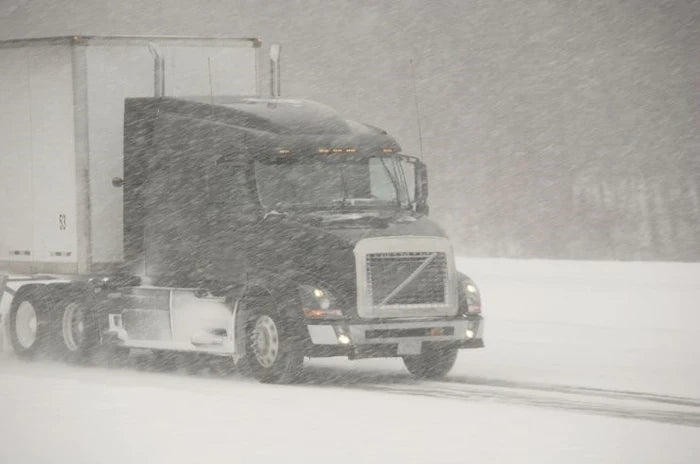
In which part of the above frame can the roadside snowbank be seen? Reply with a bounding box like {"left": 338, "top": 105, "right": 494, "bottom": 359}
{"left": 458, "top": 258, "right": 700, "bottom": 397}
{"left": 311, "top": 258, "right": 700, "bottom": 397}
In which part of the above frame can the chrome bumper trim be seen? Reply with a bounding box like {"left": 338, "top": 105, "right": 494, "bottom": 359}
{"left": 307, "top": 319, "right": 482, "bottom": 345}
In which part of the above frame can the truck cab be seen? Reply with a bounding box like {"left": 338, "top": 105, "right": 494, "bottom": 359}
{"left": 116, "top": 96, "right": 484, "bottom": 382}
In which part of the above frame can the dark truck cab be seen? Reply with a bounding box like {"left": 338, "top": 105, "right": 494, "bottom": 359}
{"left": 119, "top": 96, "right": 484, "bottom": 382}
{"left": 5, "top": 94, "right": 482, "bottom": 384}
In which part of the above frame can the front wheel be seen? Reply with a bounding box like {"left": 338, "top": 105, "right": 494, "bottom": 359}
{"left": 403, "top": 347, "right": 458, "bottom": 379}
{"left": 242, "top": 309, "right": 303, "bottom": 384}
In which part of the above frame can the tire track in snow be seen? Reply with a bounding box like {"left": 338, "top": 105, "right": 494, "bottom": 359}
{"left": 444, "top": 375, "right": 700, "bottom": 409}
{"left": 303, "top": 368, "right": 700, "bottom": 427}
{"left": 2, "top": 355, "right": 698, "bottom": 427}
{"left": 355, "top": 382, "right": 700, "bottom": 427}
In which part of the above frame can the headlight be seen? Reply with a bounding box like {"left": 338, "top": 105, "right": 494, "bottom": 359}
{"left": 460, "top": 278, "right": 481, "bottom": 314}
{"left": 298, "top": 285, "right": 344, "bottom": 319}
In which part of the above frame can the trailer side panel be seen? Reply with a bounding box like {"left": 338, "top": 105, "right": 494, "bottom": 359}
{"left": 0, "top": 45, "right": 78, "bottom": 273}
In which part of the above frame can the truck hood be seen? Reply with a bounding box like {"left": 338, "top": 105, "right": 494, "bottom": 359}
{"left": 274, "top": 209, "right": 448, "bottom": 246}
{"left": 238, "top": 211, "right": 449, "bottom": 313}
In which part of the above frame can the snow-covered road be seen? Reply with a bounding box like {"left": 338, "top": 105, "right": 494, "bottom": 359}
{"left": 1, "top": 258, "right": 699, "bottom": 463}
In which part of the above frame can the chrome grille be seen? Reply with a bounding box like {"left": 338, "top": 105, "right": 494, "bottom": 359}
{"left": 366, "top": 252, "right": 448, "bottom": 307}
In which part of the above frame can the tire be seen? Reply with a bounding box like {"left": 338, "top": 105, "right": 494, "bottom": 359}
{"left": 57, "top": 299, "right": 100, "bottom": 363}
{"left": 8, "top": 287, "right": 50, "bottom": 360}
{"left": 241, "top": 303, "right": 303, "bottom": 384}
{"left": 403, "top": 347, "right": 458, "bottom": 379}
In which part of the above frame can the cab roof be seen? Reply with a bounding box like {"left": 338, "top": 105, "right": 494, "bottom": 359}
{"left": 152, "top": 97, "right": 402, "bottom": 155}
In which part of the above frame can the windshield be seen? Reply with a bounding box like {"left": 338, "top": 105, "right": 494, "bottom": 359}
{"left": 255, "top": 155, "right": 409, "bottom": 210}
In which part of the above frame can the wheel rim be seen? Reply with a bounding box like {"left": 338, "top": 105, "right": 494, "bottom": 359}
{"left": 252, "top": 315, "right": 279, "bottom": 368}
{"left": 15, "top": 301, "right": 38, "bottom": 349}
{"left": 62, "top": 303, "right": 85, "bottom": 352}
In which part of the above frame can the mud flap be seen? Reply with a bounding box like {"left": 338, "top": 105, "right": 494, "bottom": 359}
{"left": 231, "top": 299, "right": 248, "bottom": 364}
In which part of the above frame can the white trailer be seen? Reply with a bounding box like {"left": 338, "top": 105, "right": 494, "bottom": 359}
{"left": 0, "top": 35, "right": 261, "bottom": 366}
{"left": 0, "top": 36, "right": 261, "bottom": 275}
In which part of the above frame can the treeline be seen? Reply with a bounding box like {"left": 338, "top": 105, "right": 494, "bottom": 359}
{"left": 437, "top": 151, "right": 699, "bottom": 261}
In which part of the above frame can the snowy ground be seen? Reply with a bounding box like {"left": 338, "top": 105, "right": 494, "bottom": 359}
{"left": 1, "top": 258, "right": 699, "bottom": 463}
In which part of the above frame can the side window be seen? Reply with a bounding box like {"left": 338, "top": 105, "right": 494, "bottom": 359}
{"left": 400, "top": 158, "right": 416, "bottom": 203}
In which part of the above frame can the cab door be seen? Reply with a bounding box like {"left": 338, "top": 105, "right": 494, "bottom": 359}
{"left": 202, "top": 158, "right": 261, "bottom": 283}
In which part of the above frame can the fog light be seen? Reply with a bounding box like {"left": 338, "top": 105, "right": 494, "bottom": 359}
{"left": 337, "top": 334, "right": 351, "bottom": 345}
{"left": 465, "top": 329, "right": 475, "bottom": 339}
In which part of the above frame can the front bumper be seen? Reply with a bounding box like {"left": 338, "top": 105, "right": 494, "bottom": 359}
{"left": 305, "top": 316, "right": 484, "bottom": 358}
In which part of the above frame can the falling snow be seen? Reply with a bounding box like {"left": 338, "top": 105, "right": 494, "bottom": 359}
{"left": 1, "top": 1, "right": 699, "bottom": 463}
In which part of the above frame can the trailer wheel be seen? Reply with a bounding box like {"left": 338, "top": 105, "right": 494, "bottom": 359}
{"left": 59, "top": 300, "right": 99, "bottom": 363}
{"left": 243, "top": 307, "right": 303, "bottom": 384}
{"left": 8, "top": 287, "right": 49, "bottom": 359}
{"left": 403, "top": 347, "right": 458, "bottom": 379}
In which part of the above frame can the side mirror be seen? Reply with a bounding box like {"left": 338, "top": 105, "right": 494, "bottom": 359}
{"left": 414, "top": 160, "right": 429, "bottom": 215}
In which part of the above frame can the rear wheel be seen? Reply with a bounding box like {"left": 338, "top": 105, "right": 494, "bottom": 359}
{"left": 403, "top": 347, "right": 458, "bottom": 379}
{"left": 242, "top": 307, "right": 303, "bottom": 384}
{"left": 8, "top": 288, "right": 49, "bottom": 359}
{"left": 58, "top": 300, "right": 99, "bottom": 363}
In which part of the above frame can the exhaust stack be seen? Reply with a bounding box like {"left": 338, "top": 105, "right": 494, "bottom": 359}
{"left": 148, "top": 43, "right": 165, "bottom": 97}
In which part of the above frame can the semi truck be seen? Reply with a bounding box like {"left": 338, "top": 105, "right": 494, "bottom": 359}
{"left": 0, "top": 36, "right": 483, "bottom": 383}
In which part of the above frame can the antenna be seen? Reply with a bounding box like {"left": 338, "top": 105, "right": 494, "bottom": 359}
{"left": 269, "top": 44, "right": 281, "bottom": 97}
{"left": 148, "top": 43, "right": 165, "bottom": 97}
{"left": 410, "top": 58, "right": 425, "bottom": 160}
{"left": 207, "top": 57, "right": 214, "bottom": 108}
